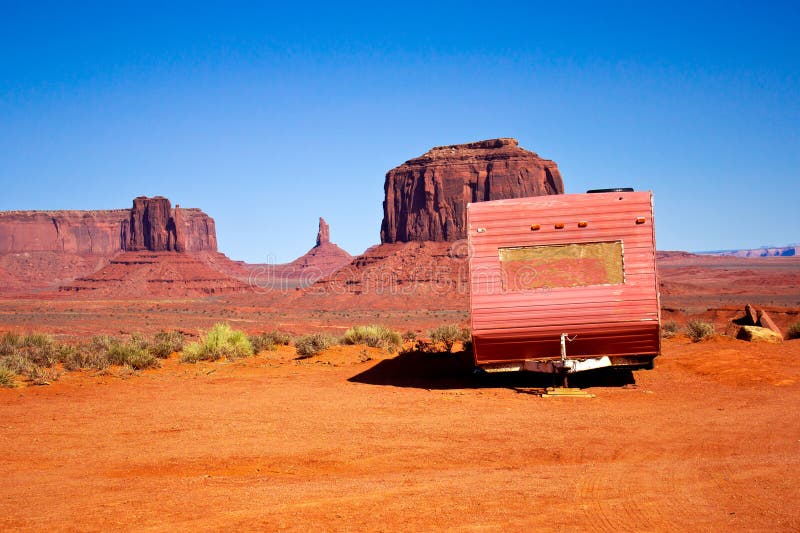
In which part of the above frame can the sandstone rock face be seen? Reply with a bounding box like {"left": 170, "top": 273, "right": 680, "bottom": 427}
{"left": 123, "top": 196, "right": 217, "bottom": 253}
{"left": 757, "top": 310, "right": 783, "bottom": 338}
{"left": 0, "top": 196, "right": 217, "bottom": 257}
{"left": 0, "top": 210, "right": 129, "bottom": 255}
{"left": 0, "top": 196, "right": 219, "bottom": 290}
{"left": 316, "top": 217, "right": 330, "bottom": 246}
{"left": 381, "top": 138, "right": 564, "bottom": 243}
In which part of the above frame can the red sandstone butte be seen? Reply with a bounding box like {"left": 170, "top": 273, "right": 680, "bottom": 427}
{"left": 380, "top": 138, "right": 564, "bottom": 243}
{"left": 0, "top": 196, "right": 217, "bottom": 257}
{"left": 0, "top": 196, "right": 219, "bottom": 290}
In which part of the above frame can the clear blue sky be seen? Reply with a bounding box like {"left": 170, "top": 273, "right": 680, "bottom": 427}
{"left": 1, "top": 1, "right": 797, "bottom": 262}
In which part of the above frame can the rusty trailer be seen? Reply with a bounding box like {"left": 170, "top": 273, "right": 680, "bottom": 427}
{"left": 467, "top": 190, "right": 660, "bottom": 377}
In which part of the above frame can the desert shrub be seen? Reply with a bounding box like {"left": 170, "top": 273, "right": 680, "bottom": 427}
{"left": 181, "top": 323, "right": 254, "bottom": 363}
{"left": 249, "top": 333, "right": 277, "bottom": 353}
{"left": 403, "top": 330, "right": 417, "bottom": 343}
{"left": 787, "top": 321, "right": 800, "bottom": 340}
{"left": 428, "top": 324, "right": 471, "bottom": 352}
{"left": 1, "top": 353, "right": 30, "bottom": 375}
{"left": 149, "top": 331, "right": 185, "bottom": 358}
{"left": 266, "top": 330, "right": 292, "bottom": 346}
{"left": 0, "top": 331, "right": 22, "bottom": 355}
{"left": 0, "top": 363, "right": 16, "bottom": 388}
{"left": 294, "top": 333, "right": 335, "bottom": 358}
{"left": 107, "top": 342, "right": 160, "bottom": 370}
{"left": 28, "top": 365, "right": 61, "bottom": 385}
{"left": 129, "top": 333, "right": 152, "bottom": 351}
{"left": 342, "top": 325, "right": 402, "bottom": 352}
{"left": 661, "top": 321, "right": 679, "bottom": 338}
{"left": 16, "top": 333, "right": 58, "bottom": 367}
{"left": 89, "top": 335, "right": 120, "bottom": 353}
{"left": 686, "top": 320, "right": 715, "bottom": 342}
{"left": 59, "top": 344, "right": 110, "bottom": 371}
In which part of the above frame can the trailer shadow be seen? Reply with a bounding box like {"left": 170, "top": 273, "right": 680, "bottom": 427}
{"left": 348, "top": 349, "right": 636, "bottom": 391}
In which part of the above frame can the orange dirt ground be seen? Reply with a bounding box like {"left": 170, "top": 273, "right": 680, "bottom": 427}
{"left": 1, "top": 336, "right": 798, "bottom": 531}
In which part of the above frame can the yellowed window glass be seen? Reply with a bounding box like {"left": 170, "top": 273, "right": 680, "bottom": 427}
{"left": 498, "top": 241, "right": 624, "bottom": 291}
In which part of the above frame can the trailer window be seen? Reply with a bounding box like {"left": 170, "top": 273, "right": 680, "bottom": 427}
{"left": 498, "top": 241, "right": 624, "bottom": 291}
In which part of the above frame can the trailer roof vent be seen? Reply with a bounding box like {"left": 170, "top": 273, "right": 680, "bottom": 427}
{"left": 587, "top": 188, "right": 634, "bottom": 193}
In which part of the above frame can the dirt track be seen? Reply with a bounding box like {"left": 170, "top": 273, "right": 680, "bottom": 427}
{"left": 1, "top": 337, "right": 798, "bottom": 531}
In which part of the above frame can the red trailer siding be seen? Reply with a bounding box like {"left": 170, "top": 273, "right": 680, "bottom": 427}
{"left": 467, "top": 191, "right": 659, "bottom": 369}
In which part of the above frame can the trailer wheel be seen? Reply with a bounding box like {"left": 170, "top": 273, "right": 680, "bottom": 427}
{"left": 472, "top": 367, "right": 487, "bottom": 381}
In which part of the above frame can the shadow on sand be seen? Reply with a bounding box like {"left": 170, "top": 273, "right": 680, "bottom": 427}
{"left": 348, "top": 349, "right": 636, "bottom": 391}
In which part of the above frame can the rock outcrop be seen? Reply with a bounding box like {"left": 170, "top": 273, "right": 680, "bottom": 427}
{"left": 381, "top": 138, "right": 564, "bottom": 243}
{"left": 316, "top": 217, "right": 330, "bottom": 246}
{"left": 737, "top": 325, "right": 783, "bottom": 343}
{"left": 61, "top": 251, "right": 249, "bottom": 297}
{"left": 248, "top": 217, "right": 353, "bottom": 290}
{"left": 0, "top": 209, "right": 130, "bottom": 255}
{"left": 0, "top": 196, "right": 217, "bottom": 256}
{"left": 123, "top": 196, "right": 217, "bottom": 253}
{"left": 0, "top": 196, "right": 220, "bottom": 291}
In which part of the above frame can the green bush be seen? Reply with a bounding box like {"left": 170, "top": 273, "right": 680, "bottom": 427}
{"left": 428, "top": 324, "right": 471, "bottom": 352}
{"left": 107, "top": 342, "right": 160, "bottom": 370}
{"left": 686, "top": 320, "right": 715, "bottom": 342}
{"left": 181, "top": 323, "right": 254, "bottom": 363}
{"left": 787, "top": 321, "right": 800, "bottom": 340}
{"left": 149, "top": 331, "right": 185, "bottom": 358}
{"left": 342, "top": 325, "right": 402, "bottom": 352}
{"left": 0, "top": 363, "right": 16, "bottom": 388}
{"left": 249, "top": 333, "right": 277, "bottom": 353}
{"left": 661, "top": 321, "right": 679, "bottom": 339}
{"left": 294, "top": 334, "right": 335, "bottom": 358}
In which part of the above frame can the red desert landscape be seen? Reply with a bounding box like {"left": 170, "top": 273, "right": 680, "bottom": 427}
{"left": 1, "top": 139, "right": 798, "bottom": 531}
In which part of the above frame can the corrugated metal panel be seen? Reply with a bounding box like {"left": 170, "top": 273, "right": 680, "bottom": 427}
{"left": 467, "top": 191, "right": 660, "bottom": 365}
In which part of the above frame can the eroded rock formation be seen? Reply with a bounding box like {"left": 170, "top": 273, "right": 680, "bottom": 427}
{"left": 316, "top": 217, "right": 330, "bottom": 246}
{"left": 0, "top": 196, "right": 220, "bottom": 291}
{"left": 0, "top": 196, "right": 217, "bottom": 256}
{"left": 381, "top": 138, "right": 564, "bottom": 243}
{"left": 248, "top": 217, "right": 353, "bottom": 290}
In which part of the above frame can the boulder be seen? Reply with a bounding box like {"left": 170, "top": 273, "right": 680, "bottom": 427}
{"left": 744, "top": 304, "right": 759, "bottom": 325}
{"left": 737, "top": 325, "right": 783, "bottom": 343}
{"left": 380, "top": 138, "right": 564, "bottom": 243}
{"left": 757, "top": 310, "right": 783, "bottom": 339}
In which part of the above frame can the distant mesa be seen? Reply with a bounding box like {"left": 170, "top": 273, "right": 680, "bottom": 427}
{"left": 700, "top": 245, "right": 798, "bottom": 258}
{"left": 381, "top": 138, "right": 564, "bottom": 243}
{"left": 0, "top": 195, "right": 254, "bottom": 297}
{"left": 0, "top": 195, "right": 217, "bottom": 256}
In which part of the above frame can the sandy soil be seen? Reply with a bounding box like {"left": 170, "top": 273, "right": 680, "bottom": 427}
{"left": 1, "top": 336, "right": 798, "bottom": 531}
